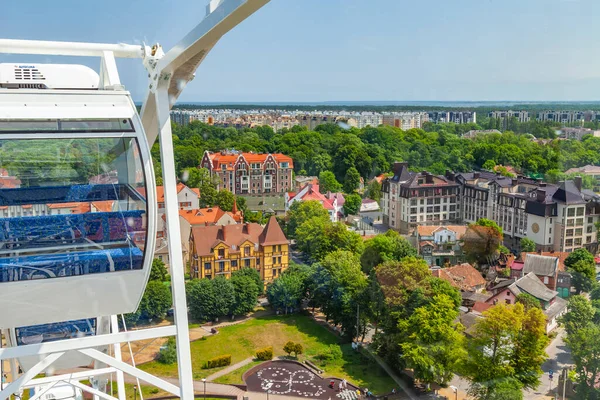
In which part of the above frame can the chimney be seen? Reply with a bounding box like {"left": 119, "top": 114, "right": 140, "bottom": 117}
{"left": 538, "top": 249, "right": 542, "bottom": 255}
{"left": 537, "top": 188, "right": 546, "bottom": 202}
{"left": 574, "top": 176, "right": 582, "bottom": 192}
{"left": 539, "top": 182, "right": 546, "bottom": 188}
{"left": 512, "top": 179, "right": 517, "bottom": 186}
{"left": 473, "top": 172, "right": 480, "bottom": 179}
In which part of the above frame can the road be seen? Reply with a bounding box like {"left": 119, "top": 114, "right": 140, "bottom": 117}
{"left": 526, "top": 328, "right": 573, "bottom": 400}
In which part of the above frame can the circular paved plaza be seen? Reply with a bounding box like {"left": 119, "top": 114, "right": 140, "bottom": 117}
{"left": 245, "top": 360, "right": 360, "bottom": 399}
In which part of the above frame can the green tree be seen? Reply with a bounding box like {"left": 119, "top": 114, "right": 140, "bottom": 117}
{"left": 482, "top": 159, "right": 496, "bottom": 170}
{"left": 463, "top": 303, "right": 548, "bottom": 397}
{"left": 318, "top": 171, "right": 342, "bottom": 193}
{"left": 565, "top": 247, "right": 595, "bottom": 269}
{"left": 366, "top": 180, "right": 382, "bottom": 202}
{"left": 266, "top": 267, "right": 308, "bottom": 314}
{"left": 215, "top": 189, "right": 235, "bottom": 212}
{"left": 565, "top": 324, "right": 600, "bottom": 399}
{"left": 520, "top": 237, "right": 536, "bottom": 253}
{"left": 186, "top": 279, "right": 216, "bottom": 321}
{"left": 294, "top": 343, "right": 304, "bottom": 356}
{"left": 286, "top": 200, "right": 330, "bottom": 238}
{"left": 560, "top": 295, "right": 595, "bottom": 335}
{"left": 570, "top": 259, "right": 596, "bottom": 294}
{"left": 283, "top": 341, "right": 296, "bottom": 356}
{"left": 360, "top": 230, "right": 417, "bottom": 273}
{"left": 516, "top": 293, "right": 541, "bottom": 311}
{"left": 296, "top": 217, "right": 364, "bottom": 261}
{"left": 212, "top": 277, "right": 236, "bottom": 318}
{"left": 343, "top": 167, "right": 361, "bottom": 193}
{"left": 149, "top": 258, "right": 169, "bottom": 282}
{"left": 230, "top": 274, "right": 259, "bottom": 317}
{"left": 400, "top": 294, "right": 465, "bottom": 388}
{"left": 138, "top": 281, "right": 172, "bottom": 321}
{"left": 233, "top": 267, "right": 264, "bottom": 296}
{"left": 185, "top": 167, "right": 218, "bottom": 207}
{"left": 343, "top": 193, "right": 362, "bottom": 215}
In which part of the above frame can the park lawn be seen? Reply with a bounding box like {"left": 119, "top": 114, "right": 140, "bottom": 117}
{"left": 141, "top": 315, "right": 395, "bottom": 394}
{"left": 213, "top": 360, "right": 263, "bottom": 384}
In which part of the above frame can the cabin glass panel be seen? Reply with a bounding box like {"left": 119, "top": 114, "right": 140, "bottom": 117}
{"left": 15, "top": 318, "right": 96, "bottom": 345}
{"left": 0, "top": 135, "right": 147, "bottom": 282}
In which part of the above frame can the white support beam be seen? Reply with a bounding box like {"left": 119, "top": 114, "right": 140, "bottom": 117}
{"left": 156, "top": 87, "right": 195, "bottom": 400}
{"left": 28, "top": 381, "right": 59, "bottom": 400}
{"left": 0, "top": 325, "right": 176, "bottom": 360}
{"left": 110, "top": 316, "right": 126, "bottom": 400}
{"left": 99, "top": 51, "right": 122, "bottom": 89}
{"left": 22, "top": 368, "right": 116, "bottom": 388}
{"left": 0, "top": 39, "right": 144, "bottom": 58}
{"left": 0, "top": 352, "right": 64, "bottom": 400}
{"left": 78, "top": 348, "right": 181, "bottom": 397}
{"left": 70, "top": 380, "right": 120, "bottom": 400}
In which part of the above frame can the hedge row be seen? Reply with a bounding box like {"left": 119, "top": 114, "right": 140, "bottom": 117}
{"left": 203, "top": 354, "right": 232, "bottom": 369}
{"left": 256, "top": 346, "right": 273, "bottom": 361}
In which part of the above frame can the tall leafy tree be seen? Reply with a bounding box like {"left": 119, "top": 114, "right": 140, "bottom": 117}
{"left": 296, "top": 217, "right": 364, "bottom": 261}
{"left": 267, "top": 267, "right": 308, "bottom": 314}
{"left": 286, "top": 200, "right": 330, "bottom": 238}
{"left": 343, "top": 167, "right": 361, "bottom": 193}
{"left": 186, "top": 279, "right": 216, "bottom": 321}
{"left": 138, "top": 281, "right": 172, "bottom": 321}
{"left": 570, "top": 259, "right": 596, "bottom": 294}
{"left": 565, "top": 247, "right": 595, "bottom": 269}
{"left": 361, "top": 230, "right": 417, "bottom": 273}
{"left": 366, "top": 180, "right": 382, "bottom": 202}
{"left": 519, "top": 237, "right": 536, "bottom": 253}
{"left": 149, "top": 258, "right": 169, "bottom": 282}
{"left": 318, "top": 170, "right": 342, "bottom": 193}
{"left": 343, "top": 193, "right": 362, "bottom": 216}
{"left": 215, "top": 189, "right": 235, "bottom": 212}
{"left": 185, "top": 167, "right": 218, "bottom": 207}
{"left": 233, "top": 267, "right": 264, "bottom": 295}
{"left": 400, "top": 294, "right": 465, "bottom": 388}
{"left": 560, "top": 295, "right": 595, "bottom": 335}
{"left": 212, "top": 277, "right": 235, "bottom": 318}
{"left": 230, "top": 274, "right": 259, "bottom": 317}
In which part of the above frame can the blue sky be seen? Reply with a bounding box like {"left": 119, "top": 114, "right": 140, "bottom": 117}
{"left": 1, "top": 0, "right": 599, "bottom": 102}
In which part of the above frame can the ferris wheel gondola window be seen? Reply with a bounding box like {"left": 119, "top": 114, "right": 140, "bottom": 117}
{"left": 0, "top": 135, "right": 148, "bottom": 283}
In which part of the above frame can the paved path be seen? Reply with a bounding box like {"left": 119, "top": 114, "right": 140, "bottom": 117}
{"left": 122, "top": 373, "right": 245, "bottom": 398}
{"left": 366, "top": 349, "right": 418, "bottom": 400}
{"left": 206, "top": 357, "right": 254, "bottom": 382}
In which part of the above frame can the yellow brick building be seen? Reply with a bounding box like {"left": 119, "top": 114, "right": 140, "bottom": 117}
{"left": 189, "top": 216, "right": 289, "bottom": 284}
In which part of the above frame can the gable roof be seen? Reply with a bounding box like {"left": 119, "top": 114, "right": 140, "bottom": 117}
{"left": 191, "top": 220, "right": 288, "bottom": 256}
{"left": 553, "top": 180, "right": 585, "bottom": 204}
{"left": 416, "top": 225, "right": 468, "bottom": 238}
{"left": 522, "top": 251, "right": 569, "bottom": 271}
{"left": 433, "top": 263, "right": 486, "bottom": 291}
{"left": 156, "top": 183, "right": 198, "bottom": 203}
{"left": 523, "top": 254, "right": 559, "bottom": 277}
{"left": 290, "top": 183, "right": 336, "bottom": 210}
{"left": 179, "top": 206, "right": 242, "bottom": 226}
{"left": 207, "top": 151, "right": 293, "bottom": 170}
{"left": 510, "top": 272, "right": 557, "bottom": 302}
{"left": 259, "top": 216, "right": 288, "bottom": 246}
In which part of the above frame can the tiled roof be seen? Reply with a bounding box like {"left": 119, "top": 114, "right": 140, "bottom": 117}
{"left": 91, "top": 201, "right": 115, "bottom": 212}
{"left": 258, "top": 216, "right": 288, "bottom": 246}
{"left": 472, "top": 301, "right": 492, "bottom": 313}
{"left": 565, "top": 165, "right": 600, "bottom": 174}
{"left": 522, "top": 254, "right": 559, "bottom": 277}
{"left": 179, "top": 206, "right": 242, "bottom": 225}
{"left": 156, "top": 183, "right": 197, "bottom": 203}
{"left": 433, "top": 263, "right": 486, "bottom": 291}
{"left": 510, "top": 272, "right": 557, "bottom": 302}
{"left": 191, "top": 220, "right": 288, "bottom": 256}
{"left": 511, "top": 260, "right": 524, "bottom": 271}
{"left": 416, "top": 225, "right": 468, "bottom": 238}
{"left": 207, "top": 152, "right": 293, "bottom": 169}
{"left": 47, "top": 202, "right": 91, "bottom": 213}
{"left": 490, "top": 278, "right": 516, "bottom": 291}
{"left": 290, "top": 184, "right": 335, "bottom": 210}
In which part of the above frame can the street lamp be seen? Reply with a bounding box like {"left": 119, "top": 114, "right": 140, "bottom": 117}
{"left": 133, "top": 385, "right": 137, "bottom": 400}
{"left": 267, "top": 389, "right": 270, "bottom": 400}
{"left": 202, "top": 378, "right": 206, "bottom": 400}
{"left": 450, "top": 385, "right": 458, "bottom": 400}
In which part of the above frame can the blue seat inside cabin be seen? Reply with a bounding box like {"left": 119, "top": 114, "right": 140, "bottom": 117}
{"left": 0, "top": 185, "right": 146, "bottom": 283}
{"left": 16, "top": 318, "right": 97, "bottom": 345}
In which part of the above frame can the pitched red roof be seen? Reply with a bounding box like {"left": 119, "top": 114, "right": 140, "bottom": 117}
{"left": 472, "top": 301, "right": 492, "bottom": 313}
{"left": 179, "top": 207, "right": 242, "bottom": 226}
{"left": 290, "top": 184, "right": 335, "bottom": 210}
{"left": 156, "top": 183, "right": 196, "bottom": 203}
{"left": 259, "top": 216, "right": 288, "bottom": 246}
{"left": 208, "top": 152, "right": 293, "bottom": 170}
{"left": 433, "top": 263, "right": 486, "bottom": 291}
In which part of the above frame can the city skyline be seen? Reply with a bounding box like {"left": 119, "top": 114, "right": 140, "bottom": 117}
{"left": 2, "top": 0, "right": 600, "bottom": 102}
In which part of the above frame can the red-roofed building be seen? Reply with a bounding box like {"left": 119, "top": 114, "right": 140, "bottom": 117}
{"left": 432, "top": 263, "right": 486, "bottom": 292}
{"left": 200, "top": 150, "right": 293, "bottom": 195}
{"left": 284, "top": 183, "right": 343, "bottom": 222}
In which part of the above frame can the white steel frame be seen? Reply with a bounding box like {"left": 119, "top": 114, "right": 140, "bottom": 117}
{"left": 0, "top": 0, "right": 269, "bottom": 399}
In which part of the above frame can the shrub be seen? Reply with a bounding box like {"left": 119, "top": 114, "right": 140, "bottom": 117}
{"left": 256, "top": 346, "right": 273, "bottom": 361}
{"left": 318, "top": 344, "right": 342, "bottom": 361}
{"left": 283, "top": 341, "right": 296, "bottom": 356}
{"left": 157, "top": 338, "right": 177, "bottom": 364}
{"left": 203, "top": 354, "right": 232, "bottom": 369}
{"left": 293, "top": 343, "right": 304, "bottom": 356}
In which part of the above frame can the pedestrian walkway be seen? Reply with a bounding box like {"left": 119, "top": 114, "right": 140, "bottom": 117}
{"left": 365, "top": 350, "right": 419, "bottom": 400}
{"left": 206, "top": 357, "right": 254, "bottom": 382}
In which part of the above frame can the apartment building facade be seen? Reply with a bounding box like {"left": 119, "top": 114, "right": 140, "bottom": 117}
{"left": 188, "top": 216, "right": 289, "bottom": 284}
{"left": 200, "top": 150, "right": 293, "bottom": 195}
{"left": 382, "top": 165, "right": 600, "bottom": 253}
{"left": 381, "top": 162, "right": 461, "bottom": 233}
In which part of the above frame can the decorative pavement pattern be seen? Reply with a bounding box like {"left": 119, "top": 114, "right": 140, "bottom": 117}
{"left": 246, "top": 361, "right": 359, "bottom": 400}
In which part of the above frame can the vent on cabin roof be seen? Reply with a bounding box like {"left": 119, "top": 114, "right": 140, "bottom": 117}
{"left": 14, "top": 66, "right": 46, "bottom": 81}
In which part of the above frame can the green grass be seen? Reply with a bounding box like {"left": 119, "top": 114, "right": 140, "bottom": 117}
{"left": 140, "top": 315, "right": 395, "bottom": 394}
{"left": 213, "top": 360, "right": 263, "bottom": 384}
